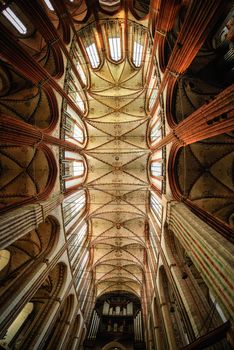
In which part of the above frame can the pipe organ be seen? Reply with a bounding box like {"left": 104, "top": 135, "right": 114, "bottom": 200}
{"left": 84, "top": 292, "right": 145, "bottom": 349}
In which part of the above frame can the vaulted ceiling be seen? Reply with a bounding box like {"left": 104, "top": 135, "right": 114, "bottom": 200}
{"left": 84, "top": 46, "right": 151, "bottom": 297}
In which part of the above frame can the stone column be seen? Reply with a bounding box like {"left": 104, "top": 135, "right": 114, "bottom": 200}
{"left": 138, "top": 310, "right": 143, "bottom": 341}
{"left": 160, "top": 301, "right": 178, "bottom": 350}
{"left": 152, "top": 83, "right": 234, "bottom": 150}
{"left": 151, "top": 0, "right": 223, "bottom": 117}
{"left": 0, "top": 194, "right": 63, "bottom": 249}
{"left": 134, "top": 315, "right": 138, "bottom": 341}
{"left": 167, "top": 201, "right": 234, "bottom": 325}
{"left": 0, "top": 115, "right": 81, "bottom": 152}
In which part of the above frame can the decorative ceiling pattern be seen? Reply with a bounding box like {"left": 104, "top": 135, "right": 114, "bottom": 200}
{"left": 176, "top": 133, "right": 234, "bottom": 227}
{"left": 85, "top": 57, "right": 150, "bottom": 297}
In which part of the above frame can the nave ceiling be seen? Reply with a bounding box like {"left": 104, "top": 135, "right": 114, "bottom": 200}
{"left": 85, "top": 54, "right": 151, "bottom": 297}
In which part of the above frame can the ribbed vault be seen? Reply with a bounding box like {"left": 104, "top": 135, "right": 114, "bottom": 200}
{"left": 85, "top": 55, "right": 150, "bottom": 297}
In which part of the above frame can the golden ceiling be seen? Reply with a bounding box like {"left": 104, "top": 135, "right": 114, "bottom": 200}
{"left": 84, "top": 44, "right": 151, "bottom": 297}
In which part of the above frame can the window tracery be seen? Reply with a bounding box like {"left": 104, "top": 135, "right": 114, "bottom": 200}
{"left": 62, "top": 151, "right": 86, "bottom": 191}
{"left": 150, "top": 109, "right": 162, "bottom": 143}
{"left": 150, "top": 192, "right": 162, "bottom": 226}
{"left": 63, "top": 190, "right": 86, "bottom": 231}
{"left": 63, "top": 110, "right": 86, "bottom": 146}
{"left": 103, "top": 20, "right": 123, "bottom": 62}
{"left": 109, "top": 37, "right": 121, "bottom": 61}
{"left": 62, "top": 43, "right": 87, "bottom": 147}
{"left": 68, "top": 223, "right": 88, "bottom": 261}
{"left": 86, "top": 42, "right": 100, "bottom": 69}
{"left": 74, "top": 248, "right": 89, "bottom": 290}
{"left": 71, "top": 42, "right": 88, "bottom": 85}
{"left": 128, "top": 23, "right": 147, "bottom": 68}
{"left": 76, "top": 60, "right": 87, "bottom": 85}
{"left": 68, "top": 73, "right": 86, "bottom": 113}
{"left": 80, "top": 26, "right": 102, "bottom": 69}
{"left": 149, "top": 149, "right": 164, "bottom": 195}
{"left": 133, "top": 41, "right": 143, "bottom": 67}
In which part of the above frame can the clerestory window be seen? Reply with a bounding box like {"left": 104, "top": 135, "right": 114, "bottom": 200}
{"left": 63, "top": 190, "right": 86, "bottom": 229}
{"left": 150, "top": 119, "right": 161, "bottom": 143}
{"left": 109, "top": 37, "right": 121, "bottom": 61}
{"left": 76, "top": 61, "right": 87, "bottom": 85}
{"left": 133, "top": 41, "right": 143, "bottom": 67}
{"left": 2, "top": 7, "right": 27, "bottom": 34}
{"left": 68, "top": 76, "right": 85, "bottom": 113}
{"left": 63, "top": 151, "right": 85, "bottom": 190}
{"left": 86, "top": 43, "right": 100, "bottom": 69}
{"left": 68, "top": 223, "right": 88, "bottom": 260}
{"left": 64, "top": 111, "right": 85, "bottom": 146}
{"left": 44, "top": 0, "right": 54, "bottom": 11}
{"left": 151, "top": 162, "right": 162, "bottom": 177}
{"left": 150, "top": 192, "right": 162, "bottom": 224}
{"left": 149, "top": 88, "right": 158, "bottom": 111}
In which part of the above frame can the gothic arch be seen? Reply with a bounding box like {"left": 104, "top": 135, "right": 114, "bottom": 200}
{"left": 41, "top": 294, "right": 75, "bottom": 350}
{"left": 0, "top": 262, "right": 67, "bottom": 349}
{"left": 0, "top": 216, "right": 60, "bottom": 311}
{"left": 66, "top": 313, "right": 81, "bottom": 349}
{"left": 16, "top": 262, "right": 67, "bottom": 349}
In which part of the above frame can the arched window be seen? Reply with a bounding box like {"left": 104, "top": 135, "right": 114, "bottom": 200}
{"left": 63, "top": 108, "right": 86, "bottom": 147}
{"left": 131, "top": 24, "right": 146, "bottom": 67}
{"left": 62, "top": 151, "right": 86, "bottom": 191}
{"left": 68, "top": 74, "right": 85, "bottom": 113}
{"left": 80, "top": 26, "right": 102, "bottom": 69}
{"left": 74, "top": 249, "right": 89, "bottom": 291}
{"left": 151, "top": 160, "right": 162, "bottom": 177}
{"left": 86, "top": 42, "right": 100, "bottom": 69}
{"left": 63, "top": 190, "right": 86, "bottom": 231}
{"left": 150, "top": 111, "right": 162, "bottom": 143}
{"left": 149, "top": 89, "right": 157, "bottom": 111}
{"left": 76, "top": 61, "right": 87, "bottom": 85}
{"left": 104, "top": 20, "right": 122, "bottom": 62}
{"left": 44, "top": 0, "right": 54, "bottom": 11}
{"left": 149, "top": 79, "right": 158, "bottom": 111}
{"left": 149, "top": 228, "right": 158, "bottom": 263}
{"left": 109, "top": 37, "right": 121, "bottom": 61}
{"left": 150, "top": 150, "right": 163, "bottom": 192}
{"left": 150, "top": 192, "right": 162, "bottom": 226}
{"left": 72, "top": 44, "right": 87, "bottom": 85}
{"left": 2, "top": 6, "right": 27, "bottom": 34}
{"left": 133, "top": 41, "right": 143, "bottom": 67}
{"left": 68, "top": 223, "right": 88, "bottom": 260}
